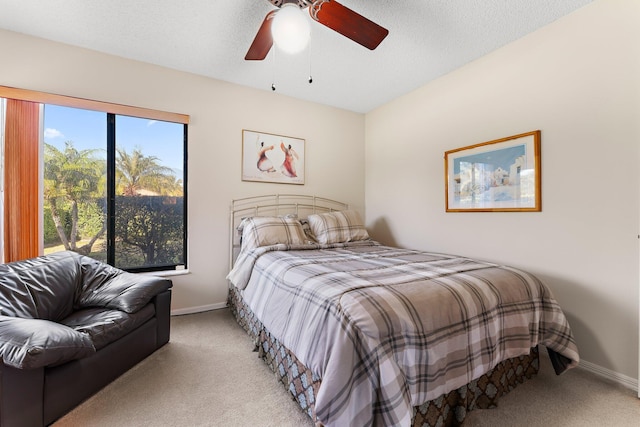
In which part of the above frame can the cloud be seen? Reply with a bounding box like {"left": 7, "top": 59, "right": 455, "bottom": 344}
{"left": 44, "top": 128, "right": 64, "bottom": 139}
{"left": 147, "top": 120, "right": 157, "bottom": 127}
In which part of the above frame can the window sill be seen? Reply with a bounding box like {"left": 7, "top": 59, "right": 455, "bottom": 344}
{"left": 138, "top": 269, "right": 190, "bottom": 278}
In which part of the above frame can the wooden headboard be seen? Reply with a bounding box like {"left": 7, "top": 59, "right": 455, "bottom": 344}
{"left": 229, "top": 194, "right": 349, "bottom": 269}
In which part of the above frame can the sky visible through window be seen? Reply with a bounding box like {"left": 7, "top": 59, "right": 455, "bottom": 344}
{"left": 43, "top": 104, "right": 184, "bottom": 173}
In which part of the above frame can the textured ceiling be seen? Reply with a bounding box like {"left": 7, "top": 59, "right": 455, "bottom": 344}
{"left": 0, "top": 0, "right": 594, "bottom": 113}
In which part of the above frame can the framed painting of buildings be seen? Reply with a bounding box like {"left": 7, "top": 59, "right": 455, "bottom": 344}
{"left": 445, "top": 130, "right": 541, "bottom": 212}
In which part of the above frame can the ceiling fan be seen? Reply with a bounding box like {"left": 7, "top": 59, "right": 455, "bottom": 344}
{"left": 245, "top": 0, "right": 389, "bottom": 60}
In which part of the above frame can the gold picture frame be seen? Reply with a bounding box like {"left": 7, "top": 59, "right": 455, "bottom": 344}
{"left": 445, "top": 130, "right": 541, "bottom": 212}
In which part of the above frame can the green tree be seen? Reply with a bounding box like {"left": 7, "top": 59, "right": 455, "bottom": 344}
{"left": 115, "top": 147, "right": 184, "bottom": 266}
{"left": 114, "top": 196, "right": 184, "bottom": 268}
{"left": 44, "top": 141, "right": 106, "bottom": 255}
{"left": 116, "top": 147, "right": 182, "bottom": 196}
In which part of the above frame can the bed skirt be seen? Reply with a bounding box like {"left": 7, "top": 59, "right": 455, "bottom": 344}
{"left": 227, "top": 286, "right": 539, "bottom": 426}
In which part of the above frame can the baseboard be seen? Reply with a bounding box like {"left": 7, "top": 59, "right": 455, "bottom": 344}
{"left": 578, "top": 359, "right": 638, "bottom": 393}
{"left": 171, "top": 302, "right": 227, "bottom": 316}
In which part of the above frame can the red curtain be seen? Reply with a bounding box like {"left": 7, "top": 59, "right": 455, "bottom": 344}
{"left": 3, "top": 99, "right": 40, "bottom": 262}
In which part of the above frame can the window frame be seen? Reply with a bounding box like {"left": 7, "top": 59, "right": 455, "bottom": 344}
{"left": 0, "top": 85, "right": 189, "bottom": 272}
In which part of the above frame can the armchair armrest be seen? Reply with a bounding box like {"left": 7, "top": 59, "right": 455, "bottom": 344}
{"left": 77, "top": 256, "right": 172, "bottom": 313}
{"left": 0, "top": 316, "right": 95, "bottom": 369}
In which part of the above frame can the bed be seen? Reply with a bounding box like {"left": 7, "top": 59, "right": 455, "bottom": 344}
{"left": 226, "top": 194, "right": 579, "bottom": 426}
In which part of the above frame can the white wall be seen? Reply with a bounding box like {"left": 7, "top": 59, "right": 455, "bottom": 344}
{"left": 0, "top": 29, "right": 365, "bottom": 314}
{"left": 365, "top": 0, "right": 640, "bottom": 380}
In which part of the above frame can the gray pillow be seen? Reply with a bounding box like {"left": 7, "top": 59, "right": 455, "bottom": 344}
{"left": 307, "top": 210, "right": 370, "bottom": 245}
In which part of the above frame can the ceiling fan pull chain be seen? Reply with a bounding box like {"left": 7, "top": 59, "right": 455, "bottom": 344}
{"left": 308, "top": 28, "right": 313, "bottom": 84}
{"left": 271, "top": 47, "right": 277, "bottom": 91}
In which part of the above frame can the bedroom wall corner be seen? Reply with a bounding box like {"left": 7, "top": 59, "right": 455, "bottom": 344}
{"left": 364, "top": 0, "right": 640, "bottom": 382}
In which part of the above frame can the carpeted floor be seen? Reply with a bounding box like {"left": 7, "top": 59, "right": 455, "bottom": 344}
{"left": 54, "top": 308, "right": 640, "bottom": 427}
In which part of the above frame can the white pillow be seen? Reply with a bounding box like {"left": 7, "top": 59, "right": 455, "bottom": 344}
{"left": 240, "top": 216, "right": 308, "bottom": 251}
{"left": 307, "top": 210, "right": 369, "bottom": 245}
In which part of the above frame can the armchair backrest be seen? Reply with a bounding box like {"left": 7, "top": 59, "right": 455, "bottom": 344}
{"left": 0, "top": 251, "right": 82, "bottom": 321}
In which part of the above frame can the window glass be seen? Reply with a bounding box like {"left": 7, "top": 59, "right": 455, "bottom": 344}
{"left": 114, "top": 115, "right": 185, "bottom": 270}
{"left": 43, "top": 105, "right": 108, "bottom": 261}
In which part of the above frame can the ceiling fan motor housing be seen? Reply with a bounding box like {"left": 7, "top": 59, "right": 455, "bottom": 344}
{"left": 246, "top": 0, "right": 388, "bottom": 60}
{"left": 266, "top": 0, "right": 314, "bottom": 8}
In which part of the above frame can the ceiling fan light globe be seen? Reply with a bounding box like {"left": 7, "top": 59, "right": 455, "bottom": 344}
{"left": 271, "top": 4, "right": 310, "bottom": 54}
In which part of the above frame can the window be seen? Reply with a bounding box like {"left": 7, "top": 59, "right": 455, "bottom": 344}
{"left": 111, "top": 114, "right": 186, "bottom": 270}
{"left": 1, "top": 86, "right": 188, "bottom": 272}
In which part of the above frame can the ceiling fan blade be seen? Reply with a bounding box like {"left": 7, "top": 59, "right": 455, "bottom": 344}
{"left": 245, "top": 10, "right": 277, "bottom": 60}
{"left": 310, "top": 0, "right": 388, "bottom": 50}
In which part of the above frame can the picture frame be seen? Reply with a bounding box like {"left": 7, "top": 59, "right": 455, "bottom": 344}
{"left": 242, "top": 129, "right": 305, "bottom": 185}
{"left": 445, "top": 130, "right": 541, "bottom": 212}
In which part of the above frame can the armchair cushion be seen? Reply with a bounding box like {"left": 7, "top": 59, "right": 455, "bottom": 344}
{"left": 60, "top": 304, "right": 155, "bottom": 350}
{"left": 0, "top": 316, "right": 95, "bottom": 369}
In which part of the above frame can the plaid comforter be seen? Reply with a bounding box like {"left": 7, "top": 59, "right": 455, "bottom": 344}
{"left": 227, "top": 241, "right": 579, "bottom": 427}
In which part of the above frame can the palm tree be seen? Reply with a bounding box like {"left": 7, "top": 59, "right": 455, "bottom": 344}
{"left": 44, "top": 142, "right": 106, "bottom": 255}
{"left": 114, "top": 147, "right": 184, "bottom": 267}
{"left": 116, "top": 147, "right": 182, "bottom": 196}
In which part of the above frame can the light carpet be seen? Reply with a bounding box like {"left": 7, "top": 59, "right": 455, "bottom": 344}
{"left": 54, "top": 308, "right": 640, "bottom": 426}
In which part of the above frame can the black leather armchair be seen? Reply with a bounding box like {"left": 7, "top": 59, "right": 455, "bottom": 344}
{"left": 0, "top": 251, "right": 172, "bottom": 426}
